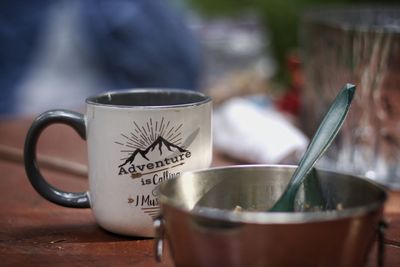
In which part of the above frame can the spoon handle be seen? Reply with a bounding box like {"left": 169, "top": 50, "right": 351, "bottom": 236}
{"left": 270, "top": 83, "right": 356, "bottom": 211}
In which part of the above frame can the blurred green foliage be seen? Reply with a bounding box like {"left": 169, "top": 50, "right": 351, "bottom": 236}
{"left": 188, "top": 0, "right": 399, "bottom": 84}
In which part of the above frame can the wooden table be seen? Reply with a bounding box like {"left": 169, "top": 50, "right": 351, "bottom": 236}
{"left": 0, "top": 117, "right": 399, "bottom": 266}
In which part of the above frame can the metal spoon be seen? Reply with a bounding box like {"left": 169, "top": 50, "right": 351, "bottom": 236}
{"left": 270, "top": 83, "right": 356, "bottom": 212}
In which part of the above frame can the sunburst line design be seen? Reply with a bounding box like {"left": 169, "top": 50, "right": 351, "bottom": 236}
{"left": 169, "top": 133, "right": 181, "bottom": 143}
{"left": 161, "top": 121, "right": 170, "bottom": 137}
{"left": 133, "top": 122, "right": 149, "bottom": 145}
{"left": 124, "top": 144, "right": 138, "bottom": 149}
{"left": 139, "top": 133, "right": 152, "bottom": 146}
{"left": 121, "top": 133, "right": 135, "bottom": 143}
{"left": 115, "top": 118, "right": 185, "bottom": 158}
{"left": 166, "top": 127, "right": 175, "bottom": 137}
{"left": 126, "top": 141, "right": 145, "bottom": 150}
{"left": 175, "top": 124, "right": 183, "bottom": 132}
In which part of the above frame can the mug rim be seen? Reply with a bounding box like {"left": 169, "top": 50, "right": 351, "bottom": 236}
{"left": 86, "top": 88, "right": 211, "bottom": 109}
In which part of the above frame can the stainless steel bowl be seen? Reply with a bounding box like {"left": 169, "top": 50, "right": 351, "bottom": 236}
{"left": 155, "top": 165, "right": 387, "bottom": 267}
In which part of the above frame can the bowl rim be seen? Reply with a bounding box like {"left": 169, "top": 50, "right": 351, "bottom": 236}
{"left": 158, "top": 164, "right": 387, "bottom": 224}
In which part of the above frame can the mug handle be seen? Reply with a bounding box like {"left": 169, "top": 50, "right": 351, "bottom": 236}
{"left": 24, "top": 110, "right": 90, "bottom": 208}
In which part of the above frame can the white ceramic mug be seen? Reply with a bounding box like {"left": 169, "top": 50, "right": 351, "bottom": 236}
{"left": 24, "top": 89, "right": 212, "bottom": 237}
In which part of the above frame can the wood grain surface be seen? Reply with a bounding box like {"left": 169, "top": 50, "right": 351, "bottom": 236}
{"left": 0, "top": 118, "right": 399, "bottom": 266}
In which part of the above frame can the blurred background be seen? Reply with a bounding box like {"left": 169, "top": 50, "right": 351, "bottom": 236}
{"left": 1, "top": 0, "right": 396, "bottom": 116}
{"left": 1, "top": 0, "right": 400, "bottom": 187}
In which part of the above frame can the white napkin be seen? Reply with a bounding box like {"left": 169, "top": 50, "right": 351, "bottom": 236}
{"left": 213, "top": 97, "right": 309, "bottom": 164}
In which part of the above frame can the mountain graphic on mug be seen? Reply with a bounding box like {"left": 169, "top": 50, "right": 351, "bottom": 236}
{"left": 119, "top": 136, "right": 188, "bottom": 167}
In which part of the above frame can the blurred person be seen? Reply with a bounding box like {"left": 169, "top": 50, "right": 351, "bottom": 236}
{"left": 0, "top": 0, "right": 200, "bottom": 117}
